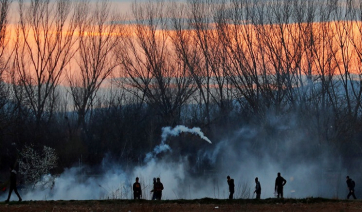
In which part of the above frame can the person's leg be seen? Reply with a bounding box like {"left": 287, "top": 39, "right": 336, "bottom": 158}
{"left": 347, "top": 191, "right": 351, "bottom": 199}
{"left": 13, "top": 187, "right": 21, "bottom": 201}
{"left": 6, "top": 186, "right": 14, "bottom": 202}
{"left": 277, "top": 187, "right": 283, "bottom": 198}
{"left": 277, "top": 189, "right": 282, "bottom": 198}
{"left": 352, "top": 190, "right": 357, "bottom": 199}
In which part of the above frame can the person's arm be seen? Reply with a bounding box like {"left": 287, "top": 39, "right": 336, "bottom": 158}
{"left": 283, "top": 178, "right": 287, "bottom": 186}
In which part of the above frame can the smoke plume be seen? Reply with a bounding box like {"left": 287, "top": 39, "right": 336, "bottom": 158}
{"left": 144, "top": 125, "right": 212, "bottom": 162}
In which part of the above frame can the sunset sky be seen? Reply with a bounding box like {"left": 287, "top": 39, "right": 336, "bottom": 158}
{"left": 4, "top": 0, "right": 362, "bottom": 86}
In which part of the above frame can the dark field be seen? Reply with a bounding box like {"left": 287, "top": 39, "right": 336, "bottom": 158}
{"left": 0, "top": 198, "right": 361, "bottom": 212}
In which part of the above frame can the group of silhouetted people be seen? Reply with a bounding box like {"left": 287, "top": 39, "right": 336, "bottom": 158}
{"left": 227, "top": 172, "right": 286, "bottom": 200}
{"left": 226, "top": 175, "right": 264, "bottom": 200}
{"left": 132, "top": 177, "right": 164, "bottom": 200}
{"left": 2, "top": 165, "right": 358, "bottom": 202}
{"left": 134, "top": 173, "right": 358, "bottom": 200}
{"left": 227, "top": 173, "right": 357, "bottom": 200}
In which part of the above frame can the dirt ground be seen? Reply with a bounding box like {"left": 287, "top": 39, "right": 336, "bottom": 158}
{"left": 0, "top": 198, "right": 361, "bottom": 212}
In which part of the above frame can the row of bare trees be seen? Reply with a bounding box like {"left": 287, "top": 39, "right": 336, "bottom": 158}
{"left": 1, "top": 0, "right": 362, "bottom": 170}
{"left": 119, "top": 0, "right": 362, "bottom": 143}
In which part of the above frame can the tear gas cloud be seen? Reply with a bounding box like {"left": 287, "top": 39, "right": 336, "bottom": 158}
{"left": 145, "top": 126, "right": 212, "bottom": 162}
{"left": 0, "top": 122, "right": 351, "bottom": 201}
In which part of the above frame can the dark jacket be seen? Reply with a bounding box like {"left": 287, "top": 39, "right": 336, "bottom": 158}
{"left": 347, "top": 178, "right": 355, "bottom": 190}
{"left": 228, "top": 179, "right": 235, "bottom": 193}
{"left": 154, "top": 182, "right": 164, "bottom": 193}
{"left": 255, "top": 181, "right": 261, "bottom": 193}
{"left": 133, "top": 182, "right": 142, "bottom": 194}
{"left": 10, "top": 170, "right": 17, "bottom": 187}
{"left": 275, "top": 176, "right": 286, "bottom": 190}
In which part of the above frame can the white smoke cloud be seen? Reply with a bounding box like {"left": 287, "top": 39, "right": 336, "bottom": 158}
{"left": 145, "top": 125, "right": 212, "bottom": 162}
{"left": 0, "top": 121, "right": 350, "bottom": 201}
{"left": 161, "top": 126, "right": 212, "bottom": 144}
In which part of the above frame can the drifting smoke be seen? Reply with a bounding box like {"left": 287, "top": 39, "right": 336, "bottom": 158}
{"left": 144, "top": 125, "right": 212, "bottom": 162}
{"left": 0, "top": 117, "right": 356, "bottom": 201}
{"left": 161, "top": 126, "right": 212, "bottom": 144}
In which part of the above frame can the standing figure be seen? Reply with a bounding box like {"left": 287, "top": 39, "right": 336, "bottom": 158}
{"left": 346, "top": 176, "right": 357, "bottom": 199}
{"left": 133, "top": 177, "right": 142, "bottom": 199}
{"left": 5, "top": 165, "right": 22, "bottom": 203}
{"left": 254, "top": 177, "right": 261, "bottom": 199}
{"left": 227, "top": 176, "right": 235, "bottom": 199}
{"left": 154, "top": 178, "right": 164, "bottom": 200}
{"left": 274, "top": 172, "right": 287, "bottom": 198}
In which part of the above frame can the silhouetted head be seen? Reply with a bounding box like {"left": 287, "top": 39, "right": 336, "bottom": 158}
{"left": 346, "top": 176, "right": 350, "bottom": 180}
{"left": 278, "top": 172, "right": 281, "bottom": 177}
{"left": 153, "top": 178, "right": 156, "bottom": 183}
{"left": 157, "top": 178, "right": 160, "bottom": 182}
{"left": 255, "top": 177, "right": 258, "bottom": 182}
{"left": 227, "top": 176, "right": 230, "bottom": 180}
{"left": 136, "top": 177, "right": 139, "bottom": 182}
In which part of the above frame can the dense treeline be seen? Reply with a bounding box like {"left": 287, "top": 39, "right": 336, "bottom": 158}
{"left": 1, "top": 0, "right": 362, "bottom": 177}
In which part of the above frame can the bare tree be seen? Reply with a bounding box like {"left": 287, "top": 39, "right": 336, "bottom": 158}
{"left": 168, "top": 2, "right": 209, "bottom": 124}
{"left": 119, "top": 1, "right": 196, "bottom": 126}
{"left": 0, "top": 0, "right": 11, "bottom": 50}
{"left": 309, "top": 0, "right": 340, "bottom": 143}
{"left": 67, "top": 0, "right": 122, "bottom": 127}
{"left": 0, "top": 0, "right": 12, "bottom": 113}
{"left": 18, "top": 145, "right": 58, "bottom": 188}
{"left": 12, "top": 0, "right": 78, "bottom": 127}
{"left": 219, "top": 0, "right": 264, "bottom": 116}
{"left": 0, "top": 0, "right": 13, "bottom": 157}
{"left": 186, "top": 0, "right": 216, "bottom": 125}
{"left": 347, "top": 0, "right": 362, "bottom": 121}
{"left": 324, "top": 0, "right": 362, "bottom": 144}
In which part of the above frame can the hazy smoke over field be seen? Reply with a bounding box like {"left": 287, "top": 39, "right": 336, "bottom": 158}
{"left": 0, "top": 119, "right": 352, "bottom": 201}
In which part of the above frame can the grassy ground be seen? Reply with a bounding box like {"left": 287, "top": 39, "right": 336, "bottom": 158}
{"left": 0, "top": 198, "right": 361, "bottom": 212}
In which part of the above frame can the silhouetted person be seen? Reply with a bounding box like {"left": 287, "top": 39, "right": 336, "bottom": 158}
{"left": 5, "top": 165, "right": 22, "bottom": 203}
{"left": 153, "top": 178, "right": 164, "bottom": 200}
{"left": 150, "top": 178, "right": 157, "bottom": 200}
{"left": 133, "top": 177, "right": 142, "bottom": 199}
{"left": 275, "top": 172, "right": 286, "bottom": 198}
{"left": 346, "top": 176, "right": 357, "bottom": 199}
{"left": 254, "top": 177, "right": 261, "bottom": 199}
{"left": 227, "top": 176, "right": 235, "bottom": 199}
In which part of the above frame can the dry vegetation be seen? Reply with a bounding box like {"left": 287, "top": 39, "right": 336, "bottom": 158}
{"left": 1, "top": 198, "right": 362, "bottom": 212}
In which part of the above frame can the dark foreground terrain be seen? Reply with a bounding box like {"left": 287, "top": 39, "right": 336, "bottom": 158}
{"left": 0, "top": 198, "right": 361, "bottom": 212}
